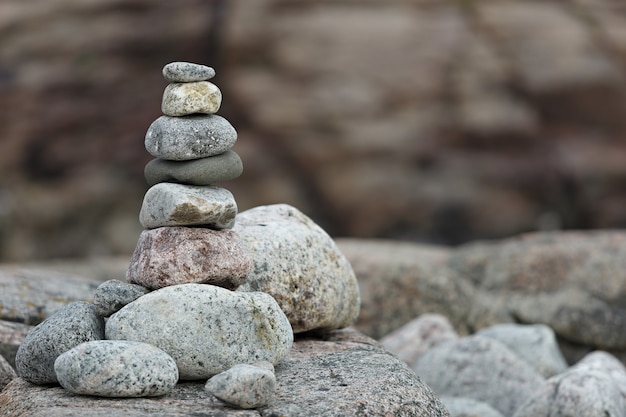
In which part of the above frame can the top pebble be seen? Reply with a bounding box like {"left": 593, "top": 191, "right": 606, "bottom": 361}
{"left": 163, "top": 62, "right": 216, "bottom": 83}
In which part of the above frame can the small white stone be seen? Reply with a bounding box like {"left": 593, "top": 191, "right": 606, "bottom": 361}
{"left": 205, "top": 363, "right": 276, "bottom": 409}
{"left": 161, "top": 81, "right": 221, "bottom": 116}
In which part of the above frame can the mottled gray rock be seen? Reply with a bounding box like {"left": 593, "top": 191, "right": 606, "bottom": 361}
{"left": 54, "top": 340, "right": 178, "bottom": 397}
{"left": 105, "top": 284, "right": 293, "bottom": 380}
{"left": 512, "top": 368, "right": 625, "bottom": 417}
{"left": 162, "top": 62, "right": 215, "bottom": 83}
{"left": 126, "top": 227, "right": 252, "bottom": 290}
{"left": 205, "top": 363, "right": 276, "bottom": 409}
{"left": 380, "top": 313, "right": 459, "bottom": 367}
{"left": 441, "top": 397, "right": 504, "bottom": 417}
{"left": 0, "top": 328, "right": 449, "bottom": 416}
{"left": 93, "top": 279, "right": 150, "bottom": 317}
{"left": 414, "top": 335, "right": 544, "bottom": 416}
{"left": 0, "top": 353, "right": 17, "bottom": 392}
{"left": 144, "top": 150, "right": 243, "bottom": 186}
{"left": 139, "top": 183, "right": 237, "bottom": 229}
{"left": 571, "top": 351, "right": 626, "bottom": 398}
{"left": 145, "top": 114, "right": 237, "bottom": 161}
{"left": 161, "top": 81, "right": 221, "bottom": 116}
{"left": 0, "top": 320, "right": 31, "bottom": 368}
{"left": 15, "top": 302, "right": 105, "bottom": 385}
{"left": 234, "top": 204, "right": 360, "bottom": 333}
{"left": 477, "top": 323, "right": 568, "bottom": 377}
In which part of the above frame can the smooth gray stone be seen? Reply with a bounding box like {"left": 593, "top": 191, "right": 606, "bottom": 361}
{"left": 205, "top": 364, "right": 276, "bottom": 409}
{"left": 161, "top": 81, "right": 221, "bottom": 117}
{"left": 15, "top": 302, "right": 105, "bottom": 385}
{"left": 145, "top": 114, "right": 236, "bottom": 161}
{"left": 571, "top": 351, "right": 626, "bottom": 399}
{"left": 162, "top": 62, "right": 215, "bottom": 82}
{"left": 144, "top": 150, "right": 243, "bottom": 186}
{"left": 93, "top": 279, "right": 150, "bottom": 317}
{"left": 441, "top": 397, "right": 504, "bottom": 417}
{"left": 54, "top": 340, "right": 178, "bottom": 397}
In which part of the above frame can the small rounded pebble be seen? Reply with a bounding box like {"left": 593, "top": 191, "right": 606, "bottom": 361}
{"left": 161, "top": 81, "right": 221, "bottom": 116}
{"left": 162, "top": 62, "right": 215, "bottom": 82}
{"left": 93, "top": 279, "right": 151, "bottom": 317}
{"left": 54, "top": 340, "right": 178, "bottom": 397}
{"left": 205, "top": 363, "right": 277, "bottom": 409}
{"left": 144, "top": 150, "right": 243, "bottom": 186}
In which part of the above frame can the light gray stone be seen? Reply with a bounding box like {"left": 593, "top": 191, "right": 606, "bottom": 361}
{"left": 571, "top": 351, "right": 626, "bottom": 399}
{"left": 145, "top": 114, "right": 237, "bottom": 161}
{"left": 0, "top": 353, "right": 17, "bottom": 392}
{"left": 162, "top": 62, "right": 215, "bottom": 83}
{"left": 161, "top": 81, "right": 222, "bottom": 116}
{"left": 15, "top": 302, "right": 105, "bottom": 385}
{"left": 476, "top": 323, "right": 568, "bottom": 377}
{"left": 105, "top": 284, "right": 293, "bottom": 380}
{"left": 54, "top": 340, "right": 178, "bottom": 397}
{"left": 413, "top": 335, "right": 544, "bottom": 417}
{"left": 144, "top": 150, "right": 243, "bottom": 186}
{"left": 205, "top": 363, "right": 276, "bottom": 409}
{"left": 139, "top": 183, "right": 237, "bottom": 229}
{"left": 93, "top": 279, "right": 150, "bottom": 317}
{"left": 441, "top": 397, "right": 504, "bottom": 417}
{"left": 234, "top": 204, "right": 360, "bottom": 333}
{"left": 126, "top": 227, "right": 252, "bottom": 290}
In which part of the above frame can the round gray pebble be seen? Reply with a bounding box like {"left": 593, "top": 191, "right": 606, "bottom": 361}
{"left": 144, "top": 150, "right": 243, "bottom": 186}
{"left": 205, "top": 363, "right": 276, "bottom": 409}
{"left": 54, "top": 340, "right": 178, "bottom": 397}
{"left": 162, "top": 62, "right": 215, "bottom": 82}
{"left": 93, "top": 279, "right": 151, "bottom": 317}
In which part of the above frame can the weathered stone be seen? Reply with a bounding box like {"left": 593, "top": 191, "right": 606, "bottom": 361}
{"left": 15, "top": 302, "right": 105, "bottom": 385}
{"left": 0, "top": 320, "right": 31, "bottom": 369}
{"left": 161, "top": 81, "right": 222, "bottom": 116}
{"left": 571, "top": 351, "right": 626, "bottom": 398}
{"left": 234, "top": 204, "right": 360, "bottom": 333}
{"left": 0, "top": 353, "right": 17, "bottom": 392}
{"left": 139, "top": 183, "right": 237, "bottom": 229}
{"left": 105, "top": 284, "right": 293, "bottom": 380}
{"left": 162, "top": 62, "right": 215, "bottom": 83}
{"left": 126, "top": 227, "right": 252, "bottom": 290}
{"left": 205, "top": 363, "right": 276, "bottom": 409}
{"left": 441, "top": 397, "right": 504, "bottom": 417}
{"left": 145, "top": 114, "right": 237, "bottom": 161}
{"left": 54, "top": 340, "right": 178, "bottom": 397}
{"left": 0, "top": 328, "right": 449, "bottom": 416}
{"left": 144, "top": 150, "right": 243, "bottom": 186}
{"left": 93, "top": 280, "right": 150, "bottom": 317}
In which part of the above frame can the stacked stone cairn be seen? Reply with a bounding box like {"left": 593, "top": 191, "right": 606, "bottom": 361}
{"left": 13, "top": 62, "right": 361, "bottom": 410}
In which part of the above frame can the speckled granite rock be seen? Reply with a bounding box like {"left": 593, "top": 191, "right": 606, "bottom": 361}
{"left": 144, "top": 150, "right": 243, "bottom": 186}
{"left": 205, "top": 363, "right": 276, "bottom": 409}
{"left": 234, "top": 204, "right": 360, "bottom": 333}
{"left": 0, "top": 320, "right": 31, "bottom": 368}
{"left": 105, "top": 284, "right": 293, "bottom": 380}
{"left": 54, "top": 340, "right": 178, "bottom": 397}
{"left": 162, "top": 62, "right": 215, "bottom": 83}
{"left": 161, "top": 81, "right": 222, "bottom": 117}
{"left": 93, "top": 280, "right": 150, "bottom": 317}
{"left": 126, "top": 227, "right": 251, "bottom": 290}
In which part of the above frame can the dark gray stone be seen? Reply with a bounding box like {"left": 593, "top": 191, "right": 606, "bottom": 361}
{"left": 144, "top": 150, "right": 243, "bottom": 186}
{"left": 93, "top": 280, "right": 150, "bottom": 317}
{"left": 162, "top": 62, "right": 215, "bottom": 83}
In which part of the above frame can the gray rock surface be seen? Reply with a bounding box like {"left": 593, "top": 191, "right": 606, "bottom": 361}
{"left": 414, "top": 335, "right": 544, "bottom": 417}
{"left": 0, "top": 328, "right": 450, "bottom": 416}
{"left": 234, "top": 204, "right": 360, "bottom": 333}
{"left": 205, "top": 363, "right": 276, "bottom": 409}
{"left": 93, "top": 279, "right": 150, "bottom": 317}
{"left": 126, "top": 227, "right": 252, "bottom": 290}
{"left": 15, "top": 302, "right": 105, "bottom": 385}
{"left": 105, "top": 283, "right": 293, "bottom": 380}
{"left": 162, "top": 62, "right": 215, "bottom": 83}
{"left": 54, "top": 340, "right": 178, "bottom": 397}
{"left": 144, "top": 150, "right": 243, "bottom": 186}
{"left": 571, "top": 351, "right": 626, "bottom": 398}
{"left": 161, "top": 81, "right": 222, "bottom": 117}
{"left": 0, "top": 353, "right": 16, "bottom": 392}
{"left": 145, "top": 114, "right": 236, "bottom": 161}
{"left": 0, "top": 320, "right": 31, "bottom": 368}
{"left": 139, "top": 183, "right": 237, "bottom": 229}
{"left": 441, "top": 397, "right": 504, "bottom": 417}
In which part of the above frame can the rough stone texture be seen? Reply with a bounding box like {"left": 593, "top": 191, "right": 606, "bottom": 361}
{"left": 144, "top": 150, "right": 243, "bottom": 186}
{"left": 139, "top": 183, "right": 237, "bottom": 229}
{"left": 512, "top": 369, "right": 626, "bottom": 417}
{"left": 0, "top": 320, "right": 31, "bottom": 368}
{"left": 162, "top": 62, "right": 215, "bottom": 83}
{"left": 414, "top": 335, "right": 544, "bottom": 417}
{"left": 54, "top": 340, "right": 178, "bottom": 398}
{"left": 126, "top": 227, "right": 252, "bottom": 290}
{"left": 233, "top": 204, "right": 360, "bottom": 333}
{"left": 477, "top": 323, "right": 568, "bottom": 378}
{"left": 145, "top": 114, "right": 237, "bottom": 161}
{"left": 93, "top": 279, "right": 150, "bottom": 317}
{"left": 15, "top": 302, "right": 105, "bottom": 385}
{"left": 205, "top": 363, "right": 276, "bottom": 409}
{"left": 0, "top": 353, "right": 17, "bottom": 392}
{"left": 380, "top": 313, "right": 459, "bottom": 367}
{"left": 161, "top": 81, "right": 222, "bottom": 117}
{"left": 0, "top": 328, "right": 450, "bottom": 416}
{"left": 105, "top": 284, "right": 293, "bottom": 380}
{"left": 441, "top": 397, "right": 504, "bottom": 417}
{"left": 571, "top": 351, "right": 626, "bottom": 399}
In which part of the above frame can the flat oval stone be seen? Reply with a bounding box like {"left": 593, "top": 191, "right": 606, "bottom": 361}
{"left": 54, "top": 340, "right": 178, "bottom": 398}
{"left": 126, "top": 227, "right": 252, "bottom": 290}
{"left": 139, "top": 183, "right": 237, "bottom": 229}
{"left": 144, "top": 150, "right": 243, "bottom": 186}
{"left": 15, "top": 302, "right": 105, "bottom": 385}
{"left": 162, "top": 62, "right": 215, "bottom": 83}
{"left": 205, "top": 363, "right": 276, "bottom": 409}
{"left": 145, "top": 115, "right": 237, "bottom": 161}
{"left": 161, "top": 81, "right": 221, "bottom": 116}
{"left": 105, "top": 284, "right": 293, "bottom": 380}
{"left": 93, "top": 279, "right": 151, "bottom": 317}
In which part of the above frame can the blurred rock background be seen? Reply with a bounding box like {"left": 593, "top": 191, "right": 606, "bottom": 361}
{"left": 2, "top": 0, "right": 626, "bottom": 261}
